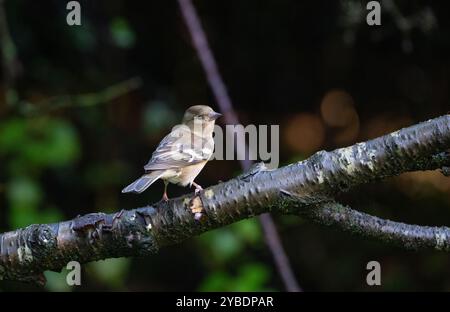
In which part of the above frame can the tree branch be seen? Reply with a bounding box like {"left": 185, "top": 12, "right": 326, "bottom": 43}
{"left": 0, "top": 114, "right": 449, "bottom": 284}
{"left": 294, "top": 200, "right": 450, "bottom": 251}
{"left": 20, "top": 77, "right": 143, "bottom": 116}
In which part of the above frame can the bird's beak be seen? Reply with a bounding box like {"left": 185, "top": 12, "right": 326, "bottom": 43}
{"left": 208, "top": 112, "right": 222, "bottom": 120}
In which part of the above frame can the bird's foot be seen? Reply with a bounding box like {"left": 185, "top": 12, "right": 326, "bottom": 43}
{"left": 162, "top": 192, "right": 169, "bottom": 202}
{"left": 192, "top": 182, "right": 203, "bottom": 195}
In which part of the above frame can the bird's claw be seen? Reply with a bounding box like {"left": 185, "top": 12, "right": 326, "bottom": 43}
{"left": 192, "top": 181, "right": 203, "bottom": 195}
{"left": 194, "top": 186, "right": 203, "bottom": 195}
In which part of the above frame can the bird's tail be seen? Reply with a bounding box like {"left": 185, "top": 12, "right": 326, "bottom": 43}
{"left": 121, "top": 171, "right": 163, "bottom": 194}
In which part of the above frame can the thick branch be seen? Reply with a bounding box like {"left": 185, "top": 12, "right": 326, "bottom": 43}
{"left": 0, "top": 115, "right": 449, "bottom": 283}
{"left": 295, "top": 201, "right": 450, "bottom": 251}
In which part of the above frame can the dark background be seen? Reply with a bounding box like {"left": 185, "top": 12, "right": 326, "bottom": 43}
{"left": 0, "top": 0, "right": 449, "bottom": 291}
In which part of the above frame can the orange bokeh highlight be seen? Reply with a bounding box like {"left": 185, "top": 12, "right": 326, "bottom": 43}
{"left": 285, "top": 113, "right": 325, "bottom": 154}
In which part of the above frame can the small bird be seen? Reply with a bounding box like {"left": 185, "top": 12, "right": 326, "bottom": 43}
{"left": 122, "top": 105, "right": 222, "bottom": 201}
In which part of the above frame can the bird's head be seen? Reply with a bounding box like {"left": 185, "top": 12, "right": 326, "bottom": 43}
{"left": 182, "top": 105, "right": 222, "bottom": 124}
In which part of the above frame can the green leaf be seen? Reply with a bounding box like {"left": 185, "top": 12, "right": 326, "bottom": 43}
{"left": 22, "top": 118, "right": 80, "bottom": 168}
{"left": 198, "top": 263, "right": 271, "bottom": 291}
{"left": 199, "top": 228, "right": 244, "bottom": 262}
{"left": 84, "top": 161, "right": 126, "bottom": 189}
{"left": 198, "top": 271, "right": 231, "bottom": 291}
{"left": 232, "top": 219, "right": 262, "bottom": 244}
{"left": 233, "top": 263, "right": 271, "bottom": 291}
{"left": 44, "top": 269, "right": 72, "bottom": 292}
{"left": 7, "top": 176, "right": 42, "bottom": 228}
{"left": 69, "top": 21, "right": 96, "bottom": 52}
{"left": 0, "top": 118, "right": 27, "bottom": 154}
{"left": 85, "top": 258, "right": 131, "bottom": 289}
{"left": 143, "top": 101, "right": 178, "bottom": 133}
{"left": 38, "top": 206, "right": 64, "bottom": 224}
{"left": 110, "top": 18, "right": 136, "bottom": 49}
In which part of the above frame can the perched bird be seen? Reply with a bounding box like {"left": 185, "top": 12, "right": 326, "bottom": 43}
{"left": 122, "top": 105, "right": 222, "bottom": 201}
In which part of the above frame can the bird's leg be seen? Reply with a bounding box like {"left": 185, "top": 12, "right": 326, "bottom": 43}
{"left": 192, "top": 181, "right": 203, "bottom": 195}
{"left": 162, "top": 181, "right": 169, "bottom": 201}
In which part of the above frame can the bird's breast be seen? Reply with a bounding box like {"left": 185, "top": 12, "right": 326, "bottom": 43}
{"left": 165, "top": 161, "right": 208, "bottom": 186}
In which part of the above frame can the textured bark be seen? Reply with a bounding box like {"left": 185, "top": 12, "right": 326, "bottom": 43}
{"left": 0, "top": 115, "right": 449, "bottom": 284}
{"left": 294, "top": 201, "right": 450, "bottom": 251}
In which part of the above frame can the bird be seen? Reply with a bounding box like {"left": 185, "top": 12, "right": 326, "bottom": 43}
{"left": 122, "top": 105, "right": 222, "bottom": 201}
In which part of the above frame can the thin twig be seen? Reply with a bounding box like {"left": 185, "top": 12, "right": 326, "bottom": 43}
{"left": 20, "top": 77, "right": 143, "bottom": 116}
{"left": 177, "top": 0, "right": 301, "bottom": 291}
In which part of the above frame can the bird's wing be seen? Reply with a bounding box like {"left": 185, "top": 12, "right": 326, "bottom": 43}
{"left": 144, "top": 125, "right": 214, "bottom": 171}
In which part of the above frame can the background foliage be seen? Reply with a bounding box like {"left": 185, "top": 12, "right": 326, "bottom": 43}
{"left": 0, "top": 0, "right": 449, "bottom": 291}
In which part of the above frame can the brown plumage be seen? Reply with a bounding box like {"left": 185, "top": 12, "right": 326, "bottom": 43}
{"left": 122, "top": 105, "right": 221, "bottom": 201}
